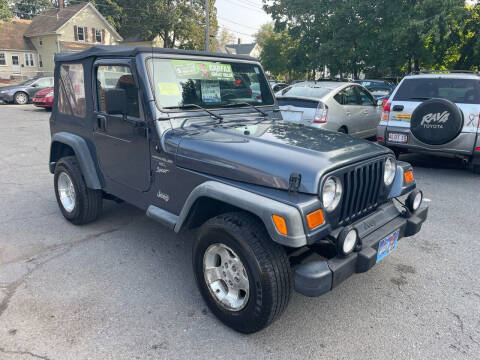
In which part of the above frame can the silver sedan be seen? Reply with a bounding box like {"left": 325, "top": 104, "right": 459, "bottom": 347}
{"left": 276, "top": 81, "right": 382, "bottom": 138}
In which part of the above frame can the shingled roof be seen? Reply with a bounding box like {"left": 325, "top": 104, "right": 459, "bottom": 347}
{"left": 23, "top": 2, "right": 88, "bottom": 37}
{"left": 0, "top": 19, "right": 35, "bottom": 50}
{"left": 224, "top": 43, "right": 257, "bottom": 56}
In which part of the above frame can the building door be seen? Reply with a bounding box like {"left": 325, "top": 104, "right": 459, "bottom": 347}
{"left": 11, "top": 55, "right": 20, "bottom": 74}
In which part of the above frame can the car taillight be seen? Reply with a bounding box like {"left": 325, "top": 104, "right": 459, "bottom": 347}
{"left": 314, "top": 104, "right": 328, "bottom": 124}
{"left": 381, "top": 102, "right": 391, "bottom": 122}
{"left": 382, "top": 98, "right": 388, "bottom": 108}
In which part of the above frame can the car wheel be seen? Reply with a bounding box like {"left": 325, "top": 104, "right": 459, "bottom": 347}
{"left": 193, "top": 212, "right": 291, "bottom": 333}
{"left": 14, "top": 92, "right": 28, "bottom": 105}
{"left": 54, "top": 156, "right": 102, "bottom": 225}
{"left": 338, "top": 126, "right": 348, "bottom": 134}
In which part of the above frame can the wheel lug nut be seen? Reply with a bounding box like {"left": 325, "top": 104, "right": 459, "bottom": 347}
{"left": 232, "top": 266, "right": 236, "bottom": 272}
{"left": 235, "top": 277, "right": 239, "bottom": 282}
{"left": 222, "top": 271, "right": 226, "bottom": 277}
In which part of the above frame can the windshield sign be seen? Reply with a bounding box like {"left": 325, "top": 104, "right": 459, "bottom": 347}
{"left": 147, "top": 59, "right": 274, "bottom": 110}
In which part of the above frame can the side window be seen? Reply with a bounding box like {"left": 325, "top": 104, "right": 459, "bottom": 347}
{"left": 59, "top": 63, "right": 86, "bottom": 117}
{"left": 36, "top": 78, "right": 51, "bottom": 87}
{"left": 96, "top": 65, "right": 139, "bottom": 118}
{"left": 356, "top": 86, "right": 375, "bottom": 106}
{"left": 334, "top": 86, "right": 358, "bottom": 105}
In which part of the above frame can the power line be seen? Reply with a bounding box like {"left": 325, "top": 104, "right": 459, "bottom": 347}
{"left": 218, "top": 16, "right": 261, "bottom": 31}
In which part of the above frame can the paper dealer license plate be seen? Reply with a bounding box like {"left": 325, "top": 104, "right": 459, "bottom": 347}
{"left": 376, "top": 229, "right": 400, "bottom": 263}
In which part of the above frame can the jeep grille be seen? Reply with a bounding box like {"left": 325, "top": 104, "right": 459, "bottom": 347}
{"left": 338, "top": 158, "right": 385, "bottom": 225}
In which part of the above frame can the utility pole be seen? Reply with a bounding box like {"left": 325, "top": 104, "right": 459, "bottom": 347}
{"left": 205, "top": 0, "right": 210, "bottom": 52}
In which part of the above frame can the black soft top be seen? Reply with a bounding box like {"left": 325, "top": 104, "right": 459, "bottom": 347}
{"left": 55, "top": 45, "right": 258, "bottom": 62}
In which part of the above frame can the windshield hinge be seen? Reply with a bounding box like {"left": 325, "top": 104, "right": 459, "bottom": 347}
{"left": 288, "top": 173, "right": 302, "bottom": 193}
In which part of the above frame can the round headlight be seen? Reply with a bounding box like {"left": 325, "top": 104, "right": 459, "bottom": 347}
{"left": 322, "top": 176, "right": 342, "bottom": 212}
{"left": 384, "top": 157, "right": 396, "bottom": 185}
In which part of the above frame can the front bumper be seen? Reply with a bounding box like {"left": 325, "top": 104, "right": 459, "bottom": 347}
{"left": 294, "top": 203, "right": 428, "bottom": 297}
{"left": 0, "top": 93, "right": 14, "bottom": 103}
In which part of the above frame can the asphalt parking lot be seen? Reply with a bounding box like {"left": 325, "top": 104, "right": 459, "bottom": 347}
{"left": 0, "top": 104, "right": 479, "bottom": 360}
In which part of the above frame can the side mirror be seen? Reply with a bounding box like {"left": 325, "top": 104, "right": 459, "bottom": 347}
{"left": 105, "top": 88, "right": 127, "bottom": 115}
{"left": 31, "top": 83, "right": 38, "bottom": 88}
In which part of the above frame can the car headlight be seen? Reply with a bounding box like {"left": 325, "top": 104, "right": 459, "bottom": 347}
{"left": 384, "top": 157, "right": 396, "bottom": 185}
{"left": 46, "top": 91, "right": 54, "bottom": 97}
{"left": 322, "top": 176, "right": 342, "bottom": 212}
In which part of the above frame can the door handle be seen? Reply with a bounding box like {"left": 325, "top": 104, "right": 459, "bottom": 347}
{"left": 97, "top": 115, "right": 107, "bottom": 131}
{"left": 392, "top": 105, "right": 404, "bottom": 111}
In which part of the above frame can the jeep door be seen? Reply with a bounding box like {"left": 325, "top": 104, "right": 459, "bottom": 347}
{"left": 93, "top": 59, "right": 150, "bottom": 192}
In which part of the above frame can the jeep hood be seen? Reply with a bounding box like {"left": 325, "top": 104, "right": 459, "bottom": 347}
{"left": 168, "top": 120, "right": 390, "bottom": 194}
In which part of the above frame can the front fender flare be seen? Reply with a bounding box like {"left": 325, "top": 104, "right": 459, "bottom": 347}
{"left": 172, "top": 181, "right": 307, "bottom": 247}
{"left": 50, "top": 132, "right": 102, "bottom": 189}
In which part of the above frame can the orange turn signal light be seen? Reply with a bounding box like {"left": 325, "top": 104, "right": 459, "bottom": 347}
{"left": 272, "top": 215, "right": 288, "bottom": 235}
{"left": 404, "top": 170, "right": 414, "bottom": 183}
{"left": 306, "top": 209, "right": 325, "bottom": 230}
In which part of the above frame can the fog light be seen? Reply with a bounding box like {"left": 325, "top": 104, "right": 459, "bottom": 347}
{"left": 406, "top": 190, "right": 423, "bottom": 212}
{"left": 337, "top": 227, "right": 358, "bottom": 256}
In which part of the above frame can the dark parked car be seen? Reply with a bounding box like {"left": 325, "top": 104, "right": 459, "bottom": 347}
{"left": 49, "top": 46, "right": 428, "bottom": 333}
{"left": 0, "top": 76, "right": 54, "bottom": 104}
{"left": 354, "top": 79, "right": 395, "bottom": 100}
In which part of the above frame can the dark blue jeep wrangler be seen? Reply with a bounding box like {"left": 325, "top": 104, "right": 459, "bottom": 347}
{"left": 49, "top": 46, "right": 428, "bottom": 333}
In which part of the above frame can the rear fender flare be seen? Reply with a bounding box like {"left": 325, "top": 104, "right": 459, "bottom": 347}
{"left": 50, "top": 132, "right": 102, "bottom": 189}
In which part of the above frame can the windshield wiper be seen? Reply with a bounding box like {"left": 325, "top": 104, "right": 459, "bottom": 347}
{"left": 164, "top": 103, "right": 223, "bottom": 121}
{"left": 224, "top": 102, "right": 267, "bottom": 116}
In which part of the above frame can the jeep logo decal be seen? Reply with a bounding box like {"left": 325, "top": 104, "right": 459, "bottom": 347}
{"left": 420, "top": 111, "right": 450, "bottom": 129}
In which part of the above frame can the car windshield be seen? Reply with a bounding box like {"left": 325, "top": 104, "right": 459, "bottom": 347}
{"left": 147, "top": 58, "right": 274, "bottom": 110}
{"left": 394, "top": 78, "right": 480, "bottom": 104}
{"left": 279, "top": 85, "right": 331, "bottom": 98}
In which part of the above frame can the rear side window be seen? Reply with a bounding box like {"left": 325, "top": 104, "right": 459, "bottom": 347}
{"left": 334, "top": 86, "right": 358, "bottom": 105}
{"left": 394, "top": 78, "right": 480, "bottom": 104}
{"left": 58, "top": 64, "right": 86, "bottom": 117}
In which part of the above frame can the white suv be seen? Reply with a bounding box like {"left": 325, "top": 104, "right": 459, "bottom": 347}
{"left": 377, "top": 72, "right": 480, "bottom": 173}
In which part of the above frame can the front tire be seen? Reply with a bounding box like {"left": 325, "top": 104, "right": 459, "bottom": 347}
{"left": 14, "top": 92, "right": 28, "bottom": 105}
{"left": 54, "top": 156, "right": 102, "bottom": 225}
{"left": 193, "top": 212, "right": 292, "bottom": 333}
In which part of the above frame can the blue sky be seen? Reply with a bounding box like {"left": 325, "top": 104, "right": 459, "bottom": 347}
{"left": 215, "top": 0, "right": 272, "bottom": 43}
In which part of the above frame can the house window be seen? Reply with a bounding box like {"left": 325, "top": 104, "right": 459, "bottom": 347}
{"left": 77, "top": 26, "right": 84, "bottom": 41}
{"left": 38, "top": 54, "right": 43, "bottom": 68}
{"left": 24, "top": 53, "right": 35, "bottom": 67}
{"left": 95, "top": 29, "right": 102, "bottom": 43}
{"left": 0, "top": 52, "right": 6, "bottom": 66}
{"left": 39, "top": 39, "right": 43, "bottom": 46}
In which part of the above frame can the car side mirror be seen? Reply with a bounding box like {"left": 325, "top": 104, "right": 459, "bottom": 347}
{"left": 105, "top": 88, "right": 127, "bottom": 115}
{"left": 31, "top": 83, "right": 38, "bottom": 88}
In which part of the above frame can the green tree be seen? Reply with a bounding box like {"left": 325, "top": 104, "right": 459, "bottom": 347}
{"left": 1, "top": 0, "right": 12, "bottom": 22}
{"left": 264, "top": 0, "right": 468, "bottom": 77}
{"left": 13, "top": 0, "right": 54, "bottom": 19}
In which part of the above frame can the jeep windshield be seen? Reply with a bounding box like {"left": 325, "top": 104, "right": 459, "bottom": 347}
{"left": 146, "top": 58, "right": 274, "bottom": 111}
{"left": 394, "top": 78, "right": 480, "bottom": 104}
